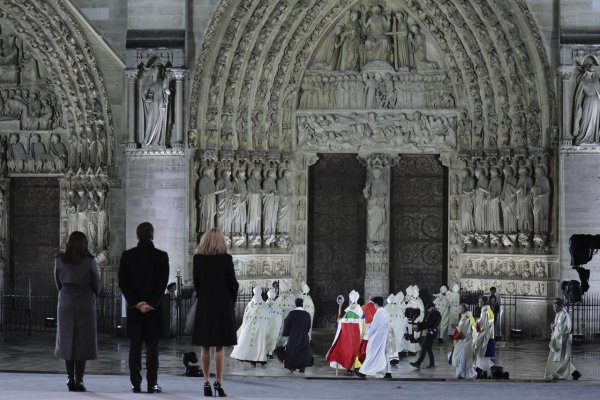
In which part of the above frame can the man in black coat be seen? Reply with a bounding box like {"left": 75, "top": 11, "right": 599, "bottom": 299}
{"left": 281, "top": 298, "right": 314, "bottom": 373}
{"left": 119, "top": 222, "right": 169, "bottom": 393}
{"left": 410, "top": 303, "right": 442, "bottom": 369}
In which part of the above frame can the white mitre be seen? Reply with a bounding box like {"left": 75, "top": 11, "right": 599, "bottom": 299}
{"left": 452, "top": 284, "right": 460, "bottom": 293}
{"left": 349, "top": 290, "right": 360, "bottom": 304}
{"left": 301, "top": 281, "right": 310, "bottom": 295}
{"left": 387, "top": 294, "right": 396, "bottom": 304}
{"left": 267, "top": 287, "right": 277, "bottom": 300}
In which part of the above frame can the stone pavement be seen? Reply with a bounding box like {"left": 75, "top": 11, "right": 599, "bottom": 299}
{"left": 0, "top": 330, "right": 599, "bottom": 399}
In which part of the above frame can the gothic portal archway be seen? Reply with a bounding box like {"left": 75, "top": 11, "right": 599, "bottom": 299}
{"left": 189, "top": 0, "right": 558, "bottom": 329}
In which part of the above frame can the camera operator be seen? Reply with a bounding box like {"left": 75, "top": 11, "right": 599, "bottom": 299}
{"left": 409, "top": 303, "right": 441, "bottom": 369}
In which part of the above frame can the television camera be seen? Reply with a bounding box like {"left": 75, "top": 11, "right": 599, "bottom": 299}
{"left": 403, "top": 307, "right": 421, "bottom": 343}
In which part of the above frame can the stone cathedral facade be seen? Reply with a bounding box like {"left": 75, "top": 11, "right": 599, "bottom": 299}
{"left": 0, "top": 0, "right": 597, "bottom": 336}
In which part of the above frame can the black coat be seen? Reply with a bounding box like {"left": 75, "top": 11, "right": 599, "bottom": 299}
{"left": 118, "top": 241, "right": 169, "bottom": 340}
{"left": 282, "top": 309, "right": 313, "bottom": 370}
{"left": 191, "top": 254, "right": 239, "bottom": 346}
{"left": 416, "top": 308, "right": 442, "bottom": 334}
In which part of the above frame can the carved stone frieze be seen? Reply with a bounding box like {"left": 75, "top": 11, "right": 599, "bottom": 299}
{"left": 232, "top": 254, "right": 292, "bottom": 279}
{"left": 459, "top": 253, "right": 558, "bottom": 297}
{"left": 296, "top": 110, "right": 457, "bottom": 152}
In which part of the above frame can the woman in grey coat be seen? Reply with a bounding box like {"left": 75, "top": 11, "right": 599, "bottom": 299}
{"left": 54, "top": 231, "right": 101, "bottom": 392}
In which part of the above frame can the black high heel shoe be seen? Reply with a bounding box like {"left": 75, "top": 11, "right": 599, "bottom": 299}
{"left": 203, "top": 381, "right": 212, "bottom": 397}
{"left": 74, "top": 379, "right": 87, "bottom": 392}
{"left": 67, "top": 378, "right": 76, "bottom": 392}
{"left": 213, "top": 381, "right": 227, "bottom": 397}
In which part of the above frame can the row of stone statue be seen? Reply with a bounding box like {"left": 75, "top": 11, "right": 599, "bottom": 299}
{"left": 196, "top": 164, "right": 293, "bottom": 248}
{"left": 311, "top": 7, "right": 439, "bottom": 72}
{"left": 458, "top": 163, "right": 550, "bottom": 240}
{"left": 299, "top": 72, "right": 453, "bottom": 110}
{"left": 65, "top": 187, "right": 109, "bottom": 251}
{"left": 230, "top": 281, "right": 314, "bottom": 364}
{"left": 1, "top": 131, "right": 106, "bottom": 174}
{"left": 0, "top": 88, "right": 56, "bottom": 131}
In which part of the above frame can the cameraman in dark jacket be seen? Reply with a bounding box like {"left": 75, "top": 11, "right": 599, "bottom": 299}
{"left": 410, "top": 303, "right": 442, "bottom": 369}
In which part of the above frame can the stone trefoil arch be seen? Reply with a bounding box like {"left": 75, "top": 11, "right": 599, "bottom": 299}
{"left": 189, "top": 0, "right": 558, "bottom": 301}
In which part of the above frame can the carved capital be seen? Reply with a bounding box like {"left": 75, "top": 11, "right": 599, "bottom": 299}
{"left": 558, "top": 68, "right": 573, "bottom": 81}
{"left": 125, "top": 69, "right": 139, "bottom": 80}
{"left": 171, "top": 68, "right": 187, "bottom": 80}
{"left": 358, "top": 153, "right": 398, "bottom": 169}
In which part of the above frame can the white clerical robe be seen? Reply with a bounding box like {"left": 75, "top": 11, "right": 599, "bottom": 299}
{"left": 452, "top": 312, "right": 477, "bottom": 379}
{"left": 433, "top": 293, "right": 450, "bottom": 339}
{"left": 545, "top": 308, "right": 577, "bottom": 379}
{"left": 403, "top": 298, "right": 424, "bottom": 353}
{"left": 384, "top": 302, "right": 407, "bottom": 357}
{"left": 359, "top": 307, "right": 391, "bottom": 376}
{"left": 474, "top": 305, "right": 495, "bottom": 372}
{"left": 446, "top": 291, "right": 461, "bottom": 336}
{"left": 231, "top": 300, "right": 269, "bottom": 362}
{"left": 265, "top": 299, "right": 283, "bottom": 356}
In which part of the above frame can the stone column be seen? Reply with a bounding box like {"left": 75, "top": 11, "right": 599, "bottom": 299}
{"left": 171, "top": 69, "right": 186, "bottom": 149}
{"left": 359, "top": 153, "right": 397, "bottom": 299}
{"left": 559, "top": 68, "right": 573, "bottom": 144}
{"left": 125, "top": 69, "right": 139, "bottom": 149}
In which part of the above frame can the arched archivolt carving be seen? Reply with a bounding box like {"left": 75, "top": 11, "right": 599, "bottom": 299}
{"left": 0, "top": 0, "right": 115, "bottom": 169}
{"left": 189, "top": 0, "right": 556, "bottom": 153}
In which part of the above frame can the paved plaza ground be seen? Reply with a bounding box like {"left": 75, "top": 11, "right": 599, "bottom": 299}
{"left": 0, "top": 330, "right": 598, "bottom": 399}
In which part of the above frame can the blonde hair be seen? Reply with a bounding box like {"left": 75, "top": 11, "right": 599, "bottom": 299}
{"left": 196, "top": 228, "right": 228, "bottom": 255}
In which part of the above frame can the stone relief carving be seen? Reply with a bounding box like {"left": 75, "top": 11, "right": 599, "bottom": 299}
{"left": 297, "top": 111, "right": 457, "bottom": 152}
{"left": 141, "top": 64, "right": 171, "bottom": 147}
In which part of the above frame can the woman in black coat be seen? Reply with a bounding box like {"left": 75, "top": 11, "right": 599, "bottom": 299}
{"left": 191, "top": 228, "right": 239, "bottom": 397}
{"left": 54, "top": 231, "right": 101, "bottom": 392}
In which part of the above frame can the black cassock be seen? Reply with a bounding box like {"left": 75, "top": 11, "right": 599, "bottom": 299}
{"left": 282, "top": 309, "right": 314, "bottom": 370}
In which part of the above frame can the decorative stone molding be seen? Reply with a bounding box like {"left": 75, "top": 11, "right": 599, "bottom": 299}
{"left": 124, "top": 148, "right": 186, "bottom": 157}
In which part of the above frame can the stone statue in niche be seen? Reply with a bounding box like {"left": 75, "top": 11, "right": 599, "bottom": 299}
{"left": 573, "top": 62, "right": 600, "bottom": 145}
{"left": 394, "top": 11, "right": 410, "bottom": 69}
{"left": 487, "top": 166, "right": 503, "bottom": 233}
{"left": 363, "top": 167, "right": 387, "bottom": 246}
{"left": 141, "top": 65, "right": 171, "bottom": 147}
{"left": 30, "top": 133, "right": 48, "bottom": 172}
{"left": 262, "top": 168, "right": 278, "bottom": 245}
{"left": 7, "top": 133, "right": 32, "bottom": 172}
{"left": 363, "top": 5, "right": 392, "bottom": 66}
{"left": 297, "top": 199, "right": 306, "bottom": 221}
{"left": 516, "top": 166, "right": 533, "bottom": 232}
{"left": 409, "top": 25, "right": 438, "bottom": 71}
{"left": 464, "top": 260, "right": 475, "bottom": 275}
{"left": 479, "top": 260, "right": 489, "bottom": 275}
{"left": 501, "top": 165, "right": 517, "bottom": 233}
{"left": 521, "top": 260, "right": 532, "bottom": 278}
{"left": 493, "top": 261, "right": 503, "bottom": 276}
{"left": 49, "top": 134, "right": 68, "bottom": 171}
{"left": 96, "top": 190, "right": 109, "bottom": 250}
{"left": 232, "top": 169, "right": 248, "bottom": 240}
{"left": 87, "top": 190, "right": 99, "bottom": 249}
{"left": 197, "top": 166, "right": 218, "bottom": 234}
{"left": 473, "top": 167, "right": 489, "bottom": 233}
{"left": 216, "top": 169, "right": 234, "bottom": 239}
{"left": 276, "top": 169, "right": 292, "bottom": 235}
{"left": 534, "top": 262, "right": 546, "bottom": 278}
{"left": 338, "top": 10, "right": 362, "bottom": 72}
{"left": 460, "top": 168, "right": 476, "bottom": 234}
{"left": 507, "top": 261, "right": 518, "bottom": 277}
{"left": 531, "top": 165, "right": 550, "bottom": 236}
{"left": 76, "top": 188, "right": 90, "bottom": 239}
{"left": 246, "top": 168, "right": 263, "bottom": 244}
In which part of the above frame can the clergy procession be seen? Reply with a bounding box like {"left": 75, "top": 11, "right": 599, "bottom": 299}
{"left": 229, "top": 280, "right": 582, "bottom": 382}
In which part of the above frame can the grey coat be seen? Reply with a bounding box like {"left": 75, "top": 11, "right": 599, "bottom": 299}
{"left": 54, "top": 255, "right": 101, "bottom": 360}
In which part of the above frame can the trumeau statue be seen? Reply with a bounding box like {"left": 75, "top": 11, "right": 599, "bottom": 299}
{"left": 141, "top": 64, "right": 171, "bottom": 147}
{"left": 363, "top": 167, "right": 387, "bottom": 245}
{"left": 573, "top": 62, "right": 600, "bottom": 145}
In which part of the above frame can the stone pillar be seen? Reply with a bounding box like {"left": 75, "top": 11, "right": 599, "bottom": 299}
{"left": 359, "top": 153, "right": 397, "bottom": 299}
{"left": 559, "top": 68, "right": 573, "bottom": 144}
{"left": 125, "top": 69, "right": 139, "bottom": 149}
{"left": 171, "top": 69, "right": 186, "bottom": 149}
